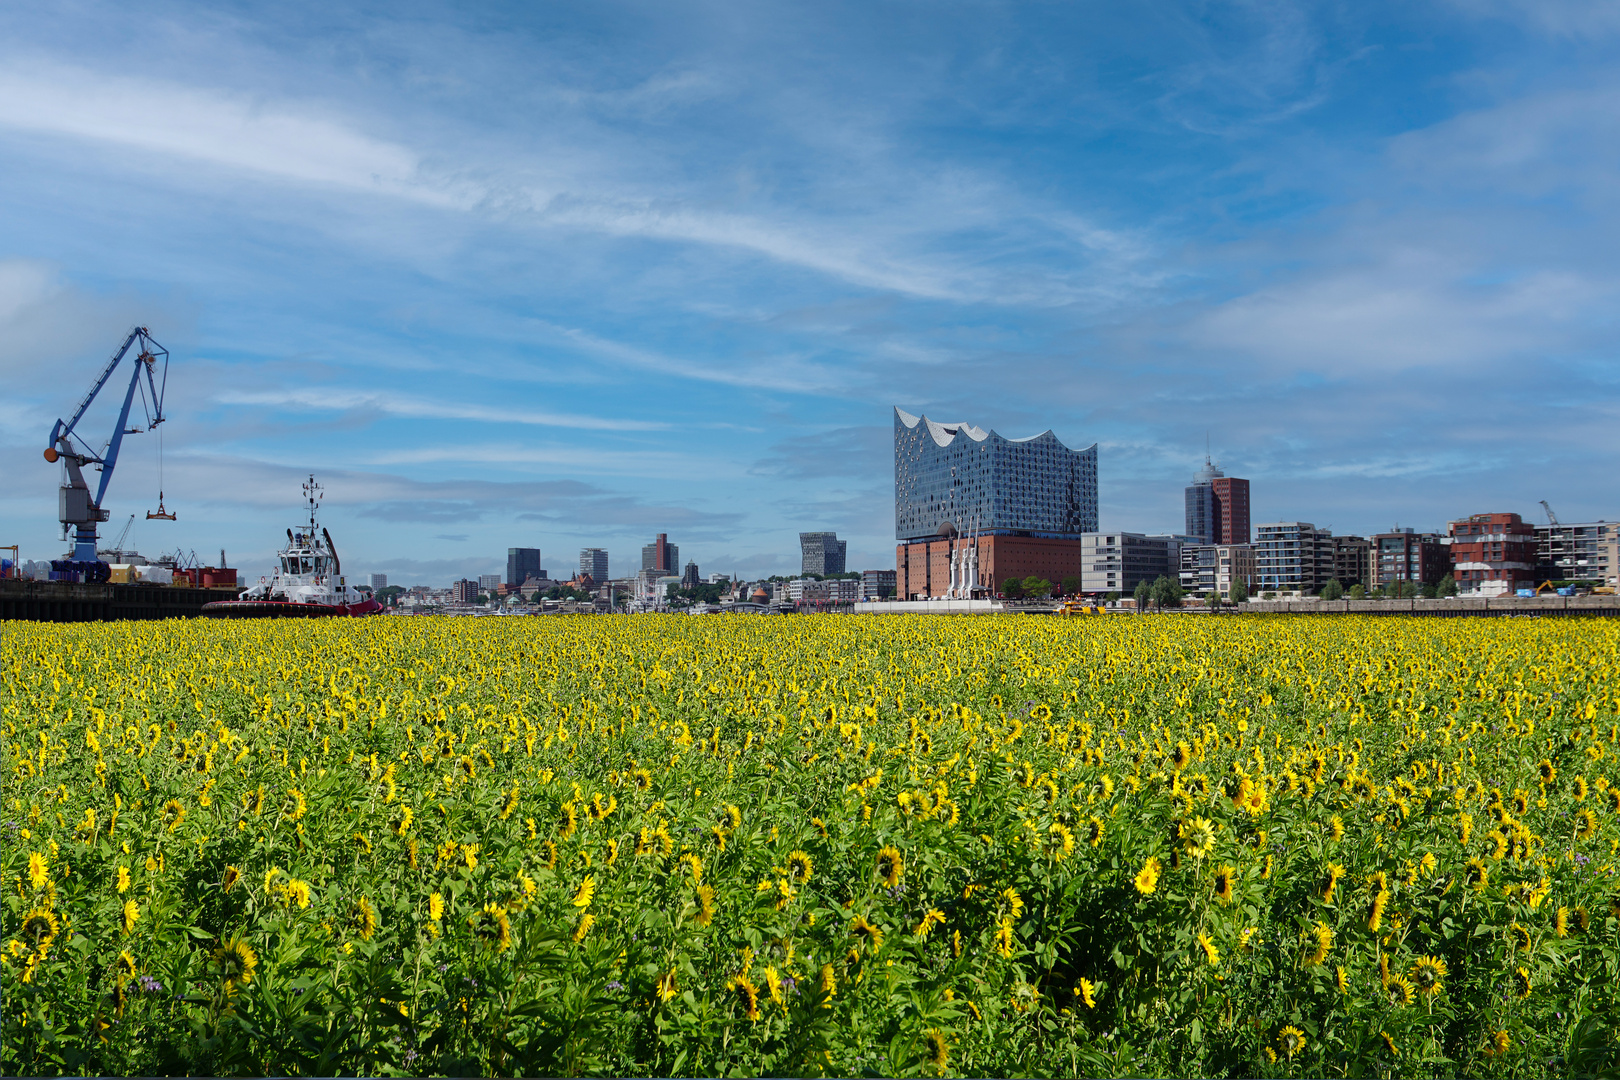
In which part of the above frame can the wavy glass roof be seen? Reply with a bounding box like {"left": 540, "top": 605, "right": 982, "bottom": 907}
{"left": 893, "top": 406, "right": 1097, "bottom": 541}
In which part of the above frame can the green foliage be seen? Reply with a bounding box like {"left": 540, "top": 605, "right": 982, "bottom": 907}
{"left": 1348, "top": 584, "right": 1366, "bottom": 600}
{"left": 1061, "top": 577, "right": 1083, "bottom": 598}
{"left": 1437, "top": 574, "right": 1458, "bottom": 598}
{"left": 1003, "top": 578, "right": 1025, "bottom": 599}
{"left": 5, "top": 617, "right": 1620, "bottom": 1078}
{"left": 1320, "top": 579, "right": 1344, "bottom": 601}
{"left": 1021, "top": 577, "right": 1053, "bottom": 600}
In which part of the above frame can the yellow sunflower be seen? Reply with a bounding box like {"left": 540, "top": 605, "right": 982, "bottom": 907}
{"left": 212, "top": 935, "right": 258, "bottom": 988}
{"left": 727, "top": 974, "right": 761, "bottom": 1021}
{"left": 469, "top": 903, "right": 511, "bottom": 952}
{"left": 1411, "top": 955, "right": 1446, "bottom": 995}
{"left": 1279, "top": 1025, "right": 1306, "bottom": 1059}
{"left": 1134, "top": 856, "right": 1162, "bottom": 895}
{"left": 120, "top": 899, "right": 140, "bottom": 936}
{"left": 27, "top": 852, "right": 47, "bottom": 890}
{"left": 875, "top": 845, "right": 904, "bottom": 888}
{"left": 786, "top": 850, "right": 814, "bottom": 884}
{"left": 923, "top": 1029, "right": 949, "bottom": 1073}
{"left": 1180, "top": 817, "right": 1216, "bottom": 859}
{"left": 21, "top": 908, "right": 60, "bottom": 946}
{"left": 695, "top": 884, "right": 716, "bottom": 927}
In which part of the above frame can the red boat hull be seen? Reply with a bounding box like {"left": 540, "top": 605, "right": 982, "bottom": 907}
{"left": 201, "top": 598, "right": 383, "bottom": 619}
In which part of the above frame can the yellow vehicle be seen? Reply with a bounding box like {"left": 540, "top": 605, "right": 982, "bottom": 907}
{"left": 1057, "top": 598, "right": 1106, "bottom": 615}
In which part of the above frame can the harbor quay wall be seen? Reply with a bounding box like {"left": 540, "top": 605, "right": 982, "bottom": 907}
{"left": 0, "top": 580, "right": 229, "bottom": 622}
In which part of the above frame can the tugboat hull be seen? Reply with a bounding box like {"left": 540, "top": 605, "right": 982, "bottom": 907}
{"left": 202, "top": 598, "right": 382, "bottom": 619}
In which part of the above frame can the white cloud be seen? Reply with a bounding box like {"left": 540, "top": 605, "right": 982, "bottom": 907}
{"left": 0, "top": 60, "right": 466, "bottom": 205}
{"left": 213, "top": 387, "right": 667, "bottom": 432}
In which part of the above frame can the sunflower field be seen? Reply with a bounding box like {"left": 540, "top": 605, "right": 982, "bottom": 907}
{"left": 4, "top": 614, "right": 1620, "bottom": 1077}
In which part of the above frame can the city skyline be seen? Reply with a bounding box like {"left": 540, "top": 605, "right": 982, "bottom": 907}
{"left": 2, "top": 2, "right": 1616, "bottom": 584}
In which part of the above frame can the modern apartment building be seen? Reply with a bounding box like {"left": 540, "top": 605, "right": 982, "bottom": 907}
{"left": 1254, "top": 522, "right": 1335, "bottom": 594}
{"left": 641, "top": 534, "right": 678, "bottom": 576}
{"left": 1448, "top": 513, "right": 1538, "bottom": 596}
{"left": 1535, "top": 521, "right": 1616, "bottom": 583}
{"left": 1369, "top": 530, "right": 1449, "bottom": 589}
{"left": 1180, "top": 544, "right": 1257, "bottom": 597}
{"left": 451, "top": 578, "right": 479, "bottom": 603}
{"left": 861, "top": 569, "right": 897, "bottom": 600}
{"left": 1331, "top": 536, "right": 1371, "bottom": 589}
{"left": 800, "top": 531, "right": 848, "bottom": 576}
{"left": 579, "top": 548, "right": 609, "bottom": 582}
{"left": 368, "top": 573, "right": 387, "bottom": 590}
{"left": 893, "top": 406, "right": 1098, "bottom": 597}
{"left": 506, "top": 548, "right": 541, "bottom": 587}
{"left": 1080, "top": 532, "right": 1181, "bottom": 595}
{"left": 1184, "top": 458, "right": 1251, "bottom": 545}
{"left": 790, "top": 577, "right": 860, "bottom": 603}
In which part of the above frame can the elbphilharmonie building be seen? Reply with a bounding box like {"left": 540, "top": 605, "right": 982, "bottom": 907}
{"left": 894, "top": 407, "right": 1097, "bottom": 540}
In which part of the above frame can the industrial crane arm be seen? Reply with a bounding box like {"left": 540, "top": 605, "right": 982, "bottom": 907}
{"left": 43, "top": 326, "right": 171, "bottom": 574}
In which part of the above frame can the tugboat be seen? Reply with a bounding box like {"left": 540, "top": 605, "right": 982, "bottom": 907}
{"left": 201, "top": 476, "right": 382, "bottom": 618}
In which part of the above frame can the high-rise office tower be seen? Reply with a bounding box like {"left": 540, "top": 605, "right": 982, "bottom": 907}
{"left": 506, "top": 547, "right": 541, "bottom": 586}
{"left": 1184, "top": 458, "right": 1250, "bottom": 545}
{"left": 580, "top": 548, "right": 609, "bottom": 581}
{"left": 800, "top": 532, "right": 848, "bottom": 575}
{"left": 641, "top": 534, "right": 678, "bottom": 575}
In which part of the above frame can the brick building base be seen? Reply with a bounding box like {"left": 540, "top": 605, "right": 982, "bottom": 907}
{"left": 897, "top": 535, "right": 1089, "bottom": 599}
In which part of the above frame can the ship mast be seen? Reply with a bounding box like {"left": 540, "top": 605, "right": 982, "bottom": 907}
{"left": 303, "top": 475, "right": 322, "bottom": 542}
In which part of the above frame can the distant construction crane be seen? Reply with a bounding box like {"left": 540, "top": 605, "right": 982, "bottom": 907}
{"left": 1540, "top": 500, "right": 1559, "bottom": 527}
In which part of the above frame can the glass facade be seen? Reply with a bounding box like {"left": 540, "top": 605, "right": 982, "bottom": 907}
{"left": 579, "top": 548, "right": 609, "bottom": 581}
{"left": 800, "top": 532, "right": 848, "bottom": 575}
{"left": 506, "top": 547, "right": 541, "bottom": 586}
{"left": 894, "top": 407, "right": 1097, "bottom": 541}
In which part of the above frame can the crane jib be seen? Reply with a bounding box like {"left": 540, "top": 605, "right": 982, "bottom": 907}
{"left": 45, "top": 327, "right": 172, "bottom": 580}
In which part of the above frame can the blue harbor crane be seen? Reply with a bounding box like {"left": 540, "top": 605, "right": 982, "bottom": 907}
{"left": 43, "top": 327, "right": 171, "bottom": 583}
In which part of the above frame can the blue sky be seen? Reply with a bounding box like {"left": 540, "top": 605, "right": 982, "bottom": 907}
{"left": 2, "top": 0, "right": 1616, "bottom": 585}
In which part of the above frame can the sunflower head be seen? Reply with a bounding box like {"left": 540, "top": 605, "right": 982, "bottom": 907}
{"left": 18, "top": 907, "right": 57, "bottom": 948}
{"left": 1180, "top": 817, "right": 1217, "bottom": 858}
{"left": 1538, "top": 759, "right": 1556, "bottom": 784}
{"left": 353, "top": 897, "right": 378, "bottom": 941}
{"left": 1410, "top": 955, "right": 1447, "bottom": 994}
{"left": 1514, "top": 966, "right": 1531, "bottom": 999}
{"left": 727, "top": 974, "right": 761, "bottom": 1021}
{"left": 851, "top": 915, "right": 884, "bottom": 952}
{"left": 1086, "top": 816, "right": 1105, "bottom": 847}
{"left": 117, "top": 949, "right": 138, "bottom": 979}
{"left": 222, "top": 866, "right": 241, "bottom": 893}
{"left": 27, "top": 852, "right": 48, "bottom": 890}
{"left": 1134, "top": 856, "right": 1162, "bottom": 896}
{"left": 120, "top": 899, "right": 140, "bottom": 936}
{"left": 875, "top": 845, "right": 904, "bottom": 888}
{"left": 469, "top": 903, "right": 511, "bottom": 951}
{"left": 212, "top": 935, "right": 258, "bottom": 987}
{"left": 786, "top": 850, "right": 813, "bottom": 884}
{"left": 924, "top": 1029, "right": 949, "bottom": 1072}
{"left": 1279, "top": 1025, "right": 1306, "bottom": 1059}
{"left": 695, "top": 884, "right": 716, "bottom": 927}
{"left": 1388, "top": 973, "right": 1416, "bottom": 1006}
